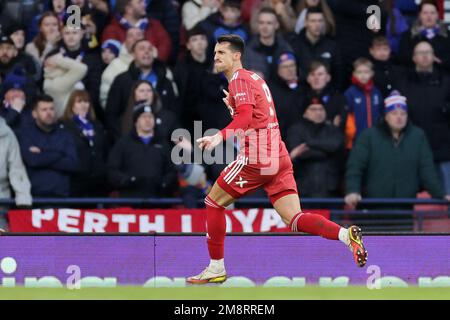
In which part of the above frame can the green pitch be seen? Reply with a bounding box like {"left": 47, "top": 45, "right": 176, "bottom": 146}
{"left": 0, "top": 287, "right": 448, "bottom": 300}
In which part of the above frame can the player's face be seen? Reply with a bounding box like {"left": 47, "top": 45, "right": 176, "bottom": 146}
{"left": 307, "top": 66, "right": 330, "bottom": 91}
{"left": 214, "top": 42, "right": 239, "bottom": 73}
{"left": 385, "top": 109, "right": 407, "bottom": 132}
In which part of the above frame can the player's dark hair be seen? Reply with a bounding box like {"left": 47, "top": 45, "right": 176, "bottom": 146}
{"left": 217, "top": 34, "right": 245, "bottom": 56}
{"left": 33, "top": 94, "right": 54, "bottom": 110}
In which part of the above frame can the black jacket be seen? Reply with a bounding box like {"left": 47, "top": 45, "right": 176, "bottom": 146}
{"left": 174, "top": 52, "right": 212, "bottom": 134}
{"left": 19, "top": 122, "right": 78, "bottom": 197}
{"left": 107, "top": 131, "right": 177, "bottom": 197}
{"left": 267, "top": 75, "right": 303, "bottom": 140}
{"left": 370, "top": 57, "right": 403, "bottom": 98}
{"left": 105, "top": 61, "right": 180, "bottom": 140}
{"left": 287, "top": 118, "right": 344, "bottom": 197}
{"left": 397, "top": 67, "right": 450, "bottom": 162}
{"left": 289, "top": 29, "right": 344, "bottom": 90}
{"left": 63, "top": 119, "right": 108, "bottom": 197}
{"left": 0, "top": 106, "right": 33, "bottom": 137}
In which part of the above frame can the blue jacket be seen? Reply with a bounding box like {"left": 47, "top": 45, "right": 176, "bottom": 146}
{"left": 344, "top": 84, "right": 383, "bottom": 148}
{"left": 19, "top": 122, "right": 78, "bottom": 197}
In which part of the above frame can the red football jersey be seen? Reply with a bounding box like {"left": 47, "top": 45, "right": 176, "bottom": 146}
{"left": 226, "top": 69, "right": 289, "bottom": 166}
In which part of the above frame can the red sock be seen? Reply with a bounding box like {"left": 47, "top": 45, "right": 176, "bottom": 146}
{"left": 289, "top": 212, "right": 340, "bottom": 240}
{"left": 204, "top": 196, "right": 226, "bottom": 260}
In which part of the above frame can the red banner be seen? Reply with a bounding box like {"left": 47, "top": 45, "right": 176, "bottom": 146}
{"left": 7, "top": 208, "right": 330, "bottom": 233}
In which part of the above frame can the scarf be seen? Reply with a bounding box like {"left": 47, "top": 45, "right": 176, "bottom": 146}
{"left": 420, "top": 26, "right": 440, "bottom": 40}
{"left": 351, "top": 75, "right": 374, "bottom": 94}
{"left": 116, "top": 14, "right": 149, "bottom": 31}
{"left": 140, "top": 135, "right": 153, "bottom": 145}
{"left": 73, "top": 115, "right": 95, "bottom": 147}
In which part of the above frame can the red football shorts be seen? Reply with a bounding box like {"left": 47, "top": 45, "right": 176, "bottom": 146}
{"left": 216, "top": 154, "right": 298, "bottom": 204}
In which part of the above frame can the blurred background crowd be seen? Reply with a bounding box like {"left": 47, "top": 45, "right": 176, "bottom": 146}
{"left": 1, "top": 0, "right": 450, "bottom": 222}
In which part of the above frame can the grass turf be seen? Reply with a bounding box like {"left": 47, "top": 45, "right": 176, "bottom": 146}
{"left": 0, "top": 287, "right": 448, "bottom": 300}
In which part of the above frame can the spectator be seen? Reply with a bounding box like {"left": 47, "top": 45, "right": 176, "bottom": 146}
{"left": 380, "top": 0, "right": 409, "bottom": 55}
{"left": 100, "top": 27, "right": 144, "bottom": 108}
{"left": 0, "top": 117, "right": 32, "bottom": 230}
{"left": 5, "top": 25, "right": 39, "bottom": 81}
{"left": 182, "top": 0, "right": 220, "bottom": 31}
{"left": 267, "top": 52, "right": 302, "bottom": 139}
{"left": 25, "top": 11, "right": 61, "bottom": 68}
{"left": 121, "top": 80, "right": 179, "bottom": 146}
{"left": 368, "top": 36, "right": 402, "bottom": 98}
{"left": 146, "top": 0, "right": 181, "bottom": 63}
{"left": 345, "top": 91, "right": 449, "bottom": 209}
{"left": 19, "top": 94, "right": 78, "bottom": 197}
{"left": 107, "top": 102, "right": 177, "bottom": 197}
{"left": 101, "top": 39, "right": 121, "bottom": 66}
{"left": 59, "top": 24, "right": 103, "bottom": 120}
{"left": 0, "top": 77, "right": 33, "bottom": 136}
{"left": 398, "top": 0, "right": 450, "bottom": 71}
{"left": 61, "top": 90, "right": 108, "bottom": 197}
{"left": 344, "top": 58, "right": 383, "bottom": 149}
{"left": 397, "top": 41, "right": 450, "bottom": 195}
{"left": 71, "top": 0, "right": 111, "bottom": 45}
{"left": 27, "top": 0, "right": 67, "bottom": 42}
{"left": 287, "top": 97, "right": 344, "bottom": 197}
{"left": 294, "top": 0, "right": 336, "bottom": 36}
{"left": 42, "top": 49, "right": 88, "bottom": 118}
{"left": 243, "top": 7, "right": 293, "bottom": 80}
{"left": 249, "top": 0, "right": 297, "bottom": 34}
{"left": 199, "top": 0, "right": 249, "bottom": 57}
{"left": 0, "top": 40, "right": 38, "bottom": 107}
{"left": 102, "top": 0, "right": 172, "bottom": 62}
{"left": 289, "top": 7, "right": 343, "bottom": 89}
{"left": 304, "top": 60, "right": 346, "bottom": 128}
{"left": 105, "top": 39, "right": 179, "bottom": 141}
{"left": 174, "top": 26, "right": 211, "bottom": 134}
{"left": 328, "top": 0, "right": 386, "bottom": 82}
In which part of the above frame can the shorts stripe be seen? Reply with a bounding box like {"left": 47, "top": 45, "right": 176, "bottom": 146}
{"left": 225, "top": 159, "right": 245, "bottom": 184}
{"left": 224, "top": 158, "right": 244, "bottom": 183}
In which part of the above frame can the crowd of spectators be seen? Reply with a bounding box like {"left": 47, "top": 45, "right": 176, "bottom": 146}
{"left": 1, "top": 0, "right": 450, "bottom": 225}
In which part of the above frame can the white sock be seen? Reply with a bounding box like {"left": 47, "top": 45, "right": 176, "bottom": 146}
{"left": 338, "top": 227, "right": 350, "bottom": 246}
{"left": 209, "top": 259, "right": 225, "bottom": 271}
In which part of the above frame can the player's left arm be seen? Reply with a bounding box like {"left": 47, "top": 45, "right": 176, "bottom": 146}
{"left": 197, "top": 78, "right": 255, "bottom": 150}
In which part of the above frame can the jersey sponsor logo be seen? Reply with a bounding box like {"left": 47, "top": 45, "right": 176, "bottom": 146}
{"left": 234, "top": 92, "right": 247, "bottom": 100}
